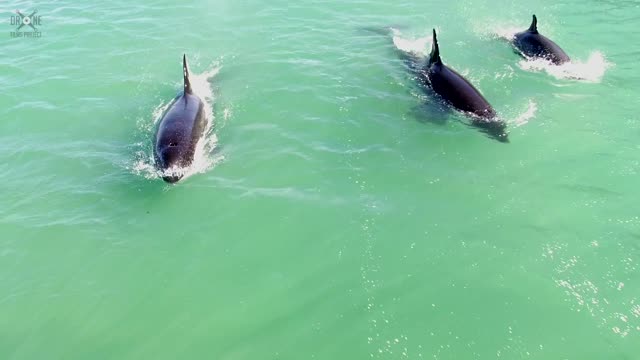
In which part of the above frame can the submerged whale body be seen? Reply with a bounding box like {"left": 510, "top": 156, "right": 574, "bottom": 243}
{"left": 154, "top": 55, "right": 207, "bottom": 183}
{"left": 513, "top": 15, "right": 570, "bottom": 65}
{"left": 420, "top": 29, "right": 508, "bottom": 142}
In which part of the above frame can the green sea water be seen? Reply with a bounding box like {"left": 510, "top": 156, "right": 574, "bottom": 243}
{"left": 1, "top": 0, "right": 639, "bottom": 358}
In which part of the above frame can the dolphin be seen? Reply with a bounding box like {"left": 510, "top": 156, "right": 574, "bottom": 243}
{"left": 513, "top": 15, "right": 570, "bottom": 65}
{"left": 420, "top": 29, "right": 508, "bottom": 142}
{"left": 154, "top": 54, "right": 207, "bottom": 183}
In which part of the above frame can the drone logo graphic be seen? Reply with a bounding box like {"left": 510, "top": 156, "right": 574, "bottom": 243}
{"left": 14, "top": 9, "right": 40, "bottom": 31}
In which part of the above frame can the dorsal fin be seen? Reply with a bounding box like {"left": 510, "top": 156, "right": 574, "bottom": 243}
{"left": 429, "top": 29, "right": 441, "bottom": 65}
{"left": 529, "top": 14, "right": 538, "bottom": 33}
{"left": 183, "top": 54, "right": 192, "bottom": 95}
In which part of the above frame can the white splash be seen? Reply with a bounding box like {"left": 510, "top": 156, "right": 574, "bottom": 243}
{"left": 518, "top": 51, "right": 611, "bottom": 82}
{"left": 486, "top": 24, "right": 612, "bottom": 82}
{"left": 223, "top": 108, "right": 232, "bottom": 121}
{"left": 132, "top": 61, "right": 224, "bottom": 182}
{"left": 391, "top": 28, "right": 431, "bottom": 56}
{"left": 511, "top": 99, "right": 538, "bottom": 127}
{"left": 491, "top": 25, "right": 522, "bottom": 42}
{"left": 131, "top": 147, "right": 157, "bottom": 180}
{"left": 184, "top": 65, "right": 223, "bottom": 181}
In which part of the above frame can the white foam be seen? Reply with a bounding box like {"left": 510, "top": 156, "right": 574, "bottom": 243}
{"left": 183, "top": 65, "right": 224, "bottom": 181}
{"left": 391, "top": 28, "right": 431, "bottom": 57}
{"left": 511, "top": 99, "right": 538, "bottom": 127}
{"left": 131, "top": 147, "right": 158, "bottom": 180}
{"left": 483, "top": 24, "right": 612, "bottom": 82}
{"left": 491, "top": 25, "right": 522, "bottom": 42}
{"left": 131, "top": 61, "right": 224, "bottom": 183}
{"left": 518, "top": 51, "right": 611, "bottom": 82}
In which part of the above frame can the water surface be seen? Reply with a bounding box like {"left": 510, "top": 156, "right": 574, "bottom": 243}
{"left": 1, "top": 0, "right": 638, "bottom": 358}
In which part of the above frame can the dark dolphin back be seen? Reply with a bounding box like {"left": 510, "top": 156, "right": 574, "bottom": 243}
{"left": 154, "top": 93, "right": 205, "bottom": 168}
{"left": 514, "top": 15, "right": 570, "bottom": 64}
{"left": 425, "top": 29, "right": 496, "bottom": 119}
{"left": 427, "top": 64, "right": 496, "bottom": 119}
{"left": 424, "top": 30, "right": 507, "bottom": 142}
{"left": 154, "top": 54, "right": 207, "bottom": 181}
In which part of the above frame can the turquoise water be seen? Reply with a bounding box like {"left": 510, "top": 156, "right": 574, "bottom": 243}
{"left": 1, "top": 0, "right": 639, "bottom": 358}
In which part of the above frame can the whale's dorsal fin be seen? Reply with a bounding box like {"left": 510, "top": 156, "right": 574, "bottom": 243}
{"left": 429, "top": 29, "right": 441, "bottom": 65}
{"left": 529, "top": 15, "right": 538, "bottom": 33}
{"left": 183, "top": 54, "right": 192, "bottom": 95}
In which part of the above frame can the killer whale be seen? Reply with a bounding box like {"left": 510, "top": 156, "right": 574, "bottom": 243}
{"left": 420, "top": 29, "right": 508, "bottom": 142}
{"left": 154, "top": 54, "right": 207, "bottom": 183}
{"left": 513, "top": 15, "right": 570, "bottom": 65}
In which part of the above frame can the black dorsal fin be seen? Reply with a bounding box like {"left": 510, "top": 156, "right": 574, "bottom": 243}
{"left": 429, "top": 29, "right": 441, "bottom": 64}
{"left": 529, "top": 14, "right": 538, "bottom": 33}
{"left": 183, "top": 54, "right": 192, "bottom": 95}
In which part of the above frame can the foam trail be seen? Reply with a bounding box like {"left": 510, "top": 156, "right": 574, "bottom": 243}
{"left": 517, "top": 51, "right": 611, "bottom": 82}
{"left": 131, "top": 61, "right": 224, "bottom": 182}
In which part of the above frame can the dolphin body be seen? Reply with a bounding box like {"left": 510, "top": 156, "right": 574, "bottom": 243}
{"left": 154, "top": 55, "right": 207, "bottom": 183}
{"left": 513, "top": 15, "right": 570, "bottom": 65}
{"left": 419, "top": 29, "right": 508, "bottom": 142}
